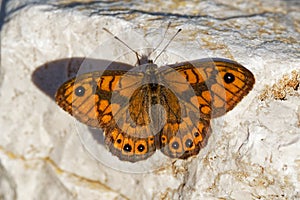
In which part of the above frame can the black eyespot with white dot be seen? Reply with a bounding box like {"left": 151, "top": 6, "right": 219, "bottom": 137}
{"left": 123, "top": 144, "right": 132, "bottom": 152}
{"left": 172, "top": 141, "right": 179, "bottom": 150}
{"left": 185, "top": 139, "right": 193, "bottom": 148}
{"left": 75, "top": 86, "right": 85, "bottom": 97}
{"left": 223, "top": 73, "right": 235, "bottom": 84}
{"left": 137, "top": 144, "right": 145, "bottom": 152}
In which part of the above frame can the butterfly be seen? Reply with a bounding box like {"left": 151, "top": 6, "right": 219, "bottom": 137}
{"left": 55, "top": 54, "right": 255, "bottom": 162}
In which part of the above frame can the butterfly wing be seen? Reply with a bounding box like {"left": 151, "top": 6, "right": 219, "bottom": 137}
{"left": 56, "top": 70, "right": 131, "bottom": 128}
{"left": 158, "top": 58, "right": 255, "bottom": 158}
{"left": 166, "top": 58, "right": 255, "bottom": 119}
{"left": 158, "top": 85, "right": 211, "bottom": 159}
{"left": 103, "top": 75, "right": 161, "bottom": 162}
{"left": 55, "top": 68, "right": 159, "bottom": 162}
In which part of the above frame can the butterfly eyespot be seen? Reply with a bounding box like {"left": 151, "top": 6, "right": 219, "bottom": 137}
{"left": 137, "top": 144, "right": 145, "bottom": 152}
{"left": 75, "top": 86, "right": 85, "bottom": 97}
{"left": 123, "top": 144, "right": 132, "bottom": 152}
{"left": 194, "top": 132, "right": 199, "bottom": 137}
{"left": 223, "top": 72, "right": 235, "bottom": 84}
{"left": 171, "top": 141, "right": 179, "bottom": 150}
{"left": 116, "top": 138, "right": 122, "bottom": 144}
{"left": 185, "top": 139, "right": 193, "bottom": 148}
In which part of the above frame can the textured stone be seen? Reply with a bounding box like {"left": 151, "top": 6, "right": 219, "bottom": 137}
{"left": 1, "top": 0, "right": 299, "bottom": 199}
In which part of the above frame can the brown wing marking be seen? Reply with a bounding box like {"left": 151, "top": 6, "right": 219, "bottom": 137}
{"left": 168, "top": 58, "right": 255, "bottom": 118}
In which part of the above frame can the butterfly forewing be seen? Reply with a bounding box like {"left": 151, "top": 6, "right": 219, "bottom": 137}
{"left": 168, "top": 58, "right": 255, "bottom": 119}
{"left": 56, "top": 70, "right": 128, "bottom": 128}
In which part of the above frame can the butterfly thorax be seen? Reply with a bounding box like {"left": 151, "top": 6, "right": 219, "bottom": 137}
{"left": 135, "top": 54, "right": 160, "bottom": 93}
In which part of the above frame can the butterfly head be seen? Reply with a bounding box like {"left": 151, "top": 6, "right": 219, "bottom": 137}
{"left": 137, "top": 54, "right": 154, "bottom": 65}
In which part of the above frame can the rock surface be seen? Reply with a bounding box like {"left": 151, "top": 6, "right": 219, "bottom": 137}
{"left": 1, "top": 0, "right": 299, "bottom": 199}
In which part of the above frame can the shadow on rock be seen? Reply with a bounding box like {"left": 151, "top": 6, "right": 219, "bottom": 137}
{"left": 32, "top": 57, "right": 134, "bottom": 100}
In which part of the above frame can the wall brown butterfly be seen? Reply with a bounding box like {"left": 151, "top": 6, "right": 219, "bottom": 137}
{"left": 56, "top": 54, "right": 255, "bottom": 162}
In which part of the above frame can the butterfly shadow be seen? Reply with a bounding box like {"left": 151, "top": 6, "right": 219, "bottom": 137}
{"left": 32, "top": 57, "right": 134, "bottom": 146}
{"left": 32, "top": 57, "right": 134, "bottom": 100}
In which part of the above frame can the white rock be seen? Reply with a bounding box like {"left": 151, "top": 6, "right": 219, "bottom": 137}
{"left": 1, "top": 1, "right": 299, "bottom": 199}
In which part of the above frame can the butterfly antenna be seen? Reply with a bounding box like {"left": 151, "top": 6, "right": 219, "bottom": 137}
{"left": 152, "top": 22, "right": 172, "bottom": 53}
{"left": 153, "top": 28, "right": 182, "bottom": 63}
{"left": 103, "top": 28, "right": 142, "bottom": 64}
